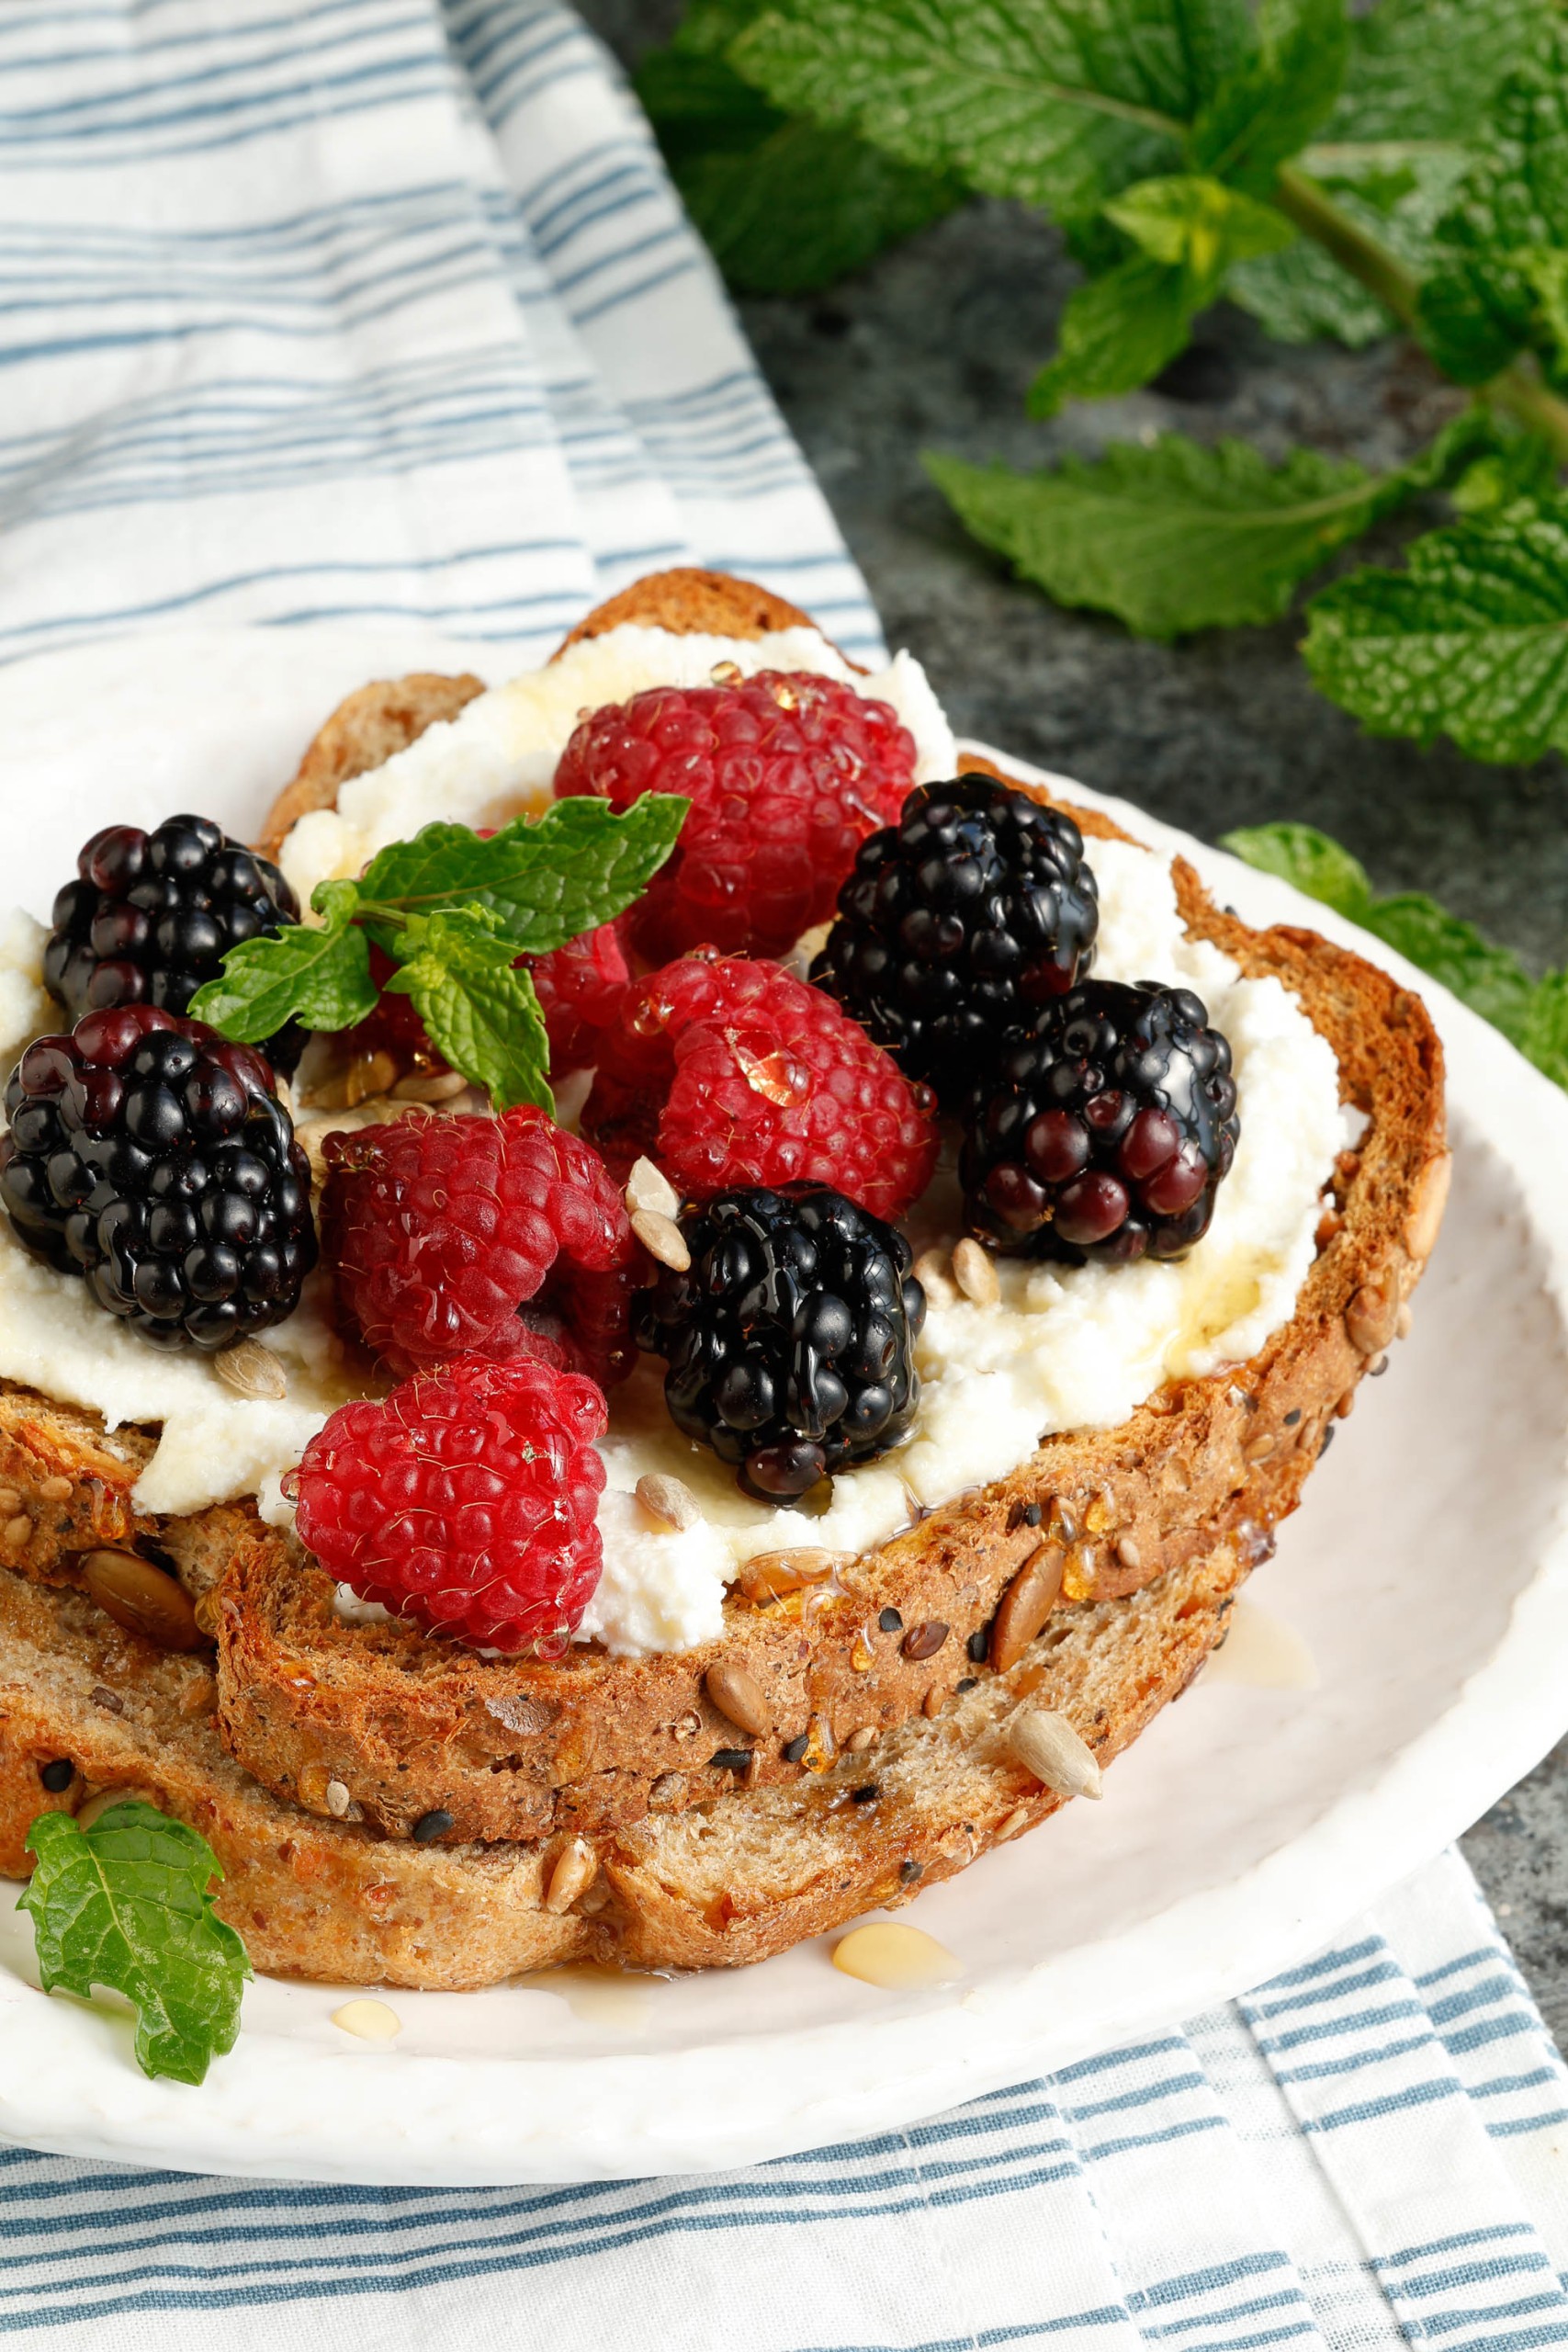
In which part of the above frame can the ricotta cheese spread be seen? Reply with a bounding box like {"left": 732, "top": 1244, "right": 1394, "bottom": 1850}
{"left": 0, "top": 631, "right": 1348, "bottom": 1658}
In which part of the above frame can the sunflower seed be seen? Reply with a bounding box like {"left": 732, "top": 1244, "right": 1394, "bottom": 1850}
{"left": 544, "top": 1838, "right": 598, "bottom": 1915}
{"left": 632, "top": 1208, "right": 690, "bottom": 1271}
{"left": 626, "top": 1156, "right": 680, "bottom": 1220}
{"left": 1007, "top": 1707, "right": 1103, "bottom": 1801}
{"left": 952, "top": 1238, "right": 999, "bottom": 1306}
{"left": 215, "top": 1338, "right": 288, "bottom": 1401}
{"left": 636, "top": 1471, "right": 703, "bottom": 1531}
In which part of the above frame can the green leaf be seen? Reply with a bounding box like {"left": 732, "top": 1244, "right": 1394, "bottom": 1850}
{"left": 1518, "top": 967, "right": 1568, "bottom": 1086}
{"left": 1028, "top": 255, "right": 1194, "bottom": 416}
{"left": 386, "top": 910, "right": 554, "bottom": 1115}
{"left": 186, "top": 886, "right": 376, "bottom": 1041}
{"left": 731, "top": 0, "right": 1251, "bottom": 224}
{"left": 1322, "top": 0, "right": 1559, "bottom": 149}
{"left": 1303, "top": 498, "right": 1568, "bottom": 763}
{"left": 1218, "top": 821, "right": 1371, "bottom": 918}
{"left": 20, "top": 1803, "right": 250, "bottom": 2086}
{"left": 1190, "top": 0, "right": 1348, "bottom": 195}
{"left": 927, "top": 434, "right": 1402, "bottom": 638}
{"left": 637, "top": 44, "right": 957, "bottom": 294}
{"left": 357, "top": 796, "right": 688, "bottom": 956}
{"left": 1417, "top": 23, "right": 1568, "bottom": 385}
{"left": 1363, "top": 894, "right": 1538, "bottom": 1039}
{"left": 1228, "top": 146, "right": 1467, "bottom": 345}
{"left": 1029, "top": 178, "right": 1291, "bottom": 414}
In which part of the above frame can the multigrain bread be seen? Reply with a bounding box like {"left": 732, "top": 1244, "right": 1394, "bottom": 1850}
{"left": 0, "top": 569, "right": 1449, "bottom": 1985}
{"left": 0, "top": 1521, "right": 1249, "bottom": 1984}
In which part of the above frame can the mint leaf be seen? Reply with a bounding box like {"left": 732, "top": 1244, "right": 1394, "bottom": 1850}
{"left": 1363, "top": 893, "right": 1537, "bottom": 1039}
{"left": 387, "top": 911, "right": 553, "bottom": 1115}
{"left": 1519, "top": 967, "right": 1568, "bottom": 1086}
{"left": 637, "top": 43, "right": 957, "bottom": 294}
{"left": 1028, "top": 256, "right": 1194, "bottom": 416}
{"left": 1228, "top": 150, "right": 1466, "bottom": 346}
{"left": 1417, "top": 24, "right": 1568, "bottom": 385}
{"left": 1219, "top": 821, "right": 1372, "bottom": 919}
{"left": 732, "top": 0, "right": 1242, "bottom": 223}
{"left": 1190, "top": 0, "right": 1348, "bottom": 194}
{"left": 357, "top": 796, "right": 687, "bottom": 956}
{"left": 1030, "top": 175, "right": 1292, "bottom": 413}
{"left": 20, "top": 1802, "right": 250, "bottom": 2086}
{"left": 1323, "top": 0, "right": 1556, "bottom": 147}
{"left": 1303, "top": 498, "right": 1568, "bottom": 763}
{"left": 926, "top": 435, "right": 1403, "bottom": 638}
{"left": 186, "top": 885, "right": 376, "bottom": 1041}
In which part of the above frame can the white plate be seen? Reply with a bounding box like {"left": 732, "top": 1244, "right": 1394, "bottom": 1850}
{"left": 0, "top": 628, "right": 1565, "bottom": 2188}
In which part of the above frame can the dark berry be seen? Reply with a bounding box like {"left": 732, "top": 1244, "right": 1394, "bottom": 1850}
{"left": 44, "top": 815, "right": 304, "bottom": 1073}
{"left": 960, "top": 980, "right": 1239, "bottom": 1266}
{"left": 0, "top": 1005, "right": 316, "bottom": 1350}
{"left": 811, "top": 775, "right": 1099, "bottom": 1108}
{"left": 634, "top": 1183, "right": 925, "bottom": 1501}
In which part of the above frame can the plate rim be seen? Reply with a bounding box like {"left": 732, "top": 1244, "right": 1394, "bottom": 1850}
{"left": 0, "top": 629, "right": 1565, "bottom": 2185}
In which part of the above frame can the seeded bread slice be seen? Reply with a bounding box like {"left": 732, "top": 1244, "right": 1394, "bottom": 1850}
{"left": 0, "top": 570, "right": 1450, "bottom": 1869}
{"left": 0, "top": 1522, "right": 1247, "bottom": 1984}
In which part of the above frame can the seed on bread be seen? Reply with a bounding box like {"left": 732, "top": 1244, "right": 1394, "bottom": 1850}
{"left": 1345, "top": 1278, "right": 1400, "bottom": 1356}
{"left": 1404, "top": 1150, "right": 1451, "bottom": 1261}
{"left": 705, "top": 1658, "right": 772, "bottom": 1737}
{"left": 990, "top": 1543, "right": 1065, "bottom": 1671}
{"left": 82, "top": 1551, "right": 205, "bottom": 1652}
{"left": 901, "top": 1618, "right": 949, "bottom": 1662}
{"left": 544, "top": 1838, "right": 598, "bottom": 1915}
{"left": 325, "top": 1778, "right": 352, "bottom": 1819}
{"left": 38, "top": 1476, "right": 73, "bottom": 1504}
{"left": 1007, "top": 1707, "right": 1103, "bottom": 1801}
{"left": 4, "top": 1514, "right": 31, "bottom": 1551}
{"left": 215, "top": 1339, "right": 288, "bottom": 1402}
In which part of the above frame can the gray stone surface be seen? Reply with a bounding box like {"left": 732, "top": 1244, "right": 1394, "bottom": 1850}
{"left": 584, "top": 1, "right": 1568, "bottom": 2027}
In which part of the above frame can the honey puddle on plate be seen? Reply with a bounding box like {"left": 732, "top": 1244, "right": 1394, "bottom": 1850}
{"left": 516, "top": 1964, "right": 655, "bottom": 2026}
{"left": 1201, "top": 1598, "right": 1318, "bottom": 1690}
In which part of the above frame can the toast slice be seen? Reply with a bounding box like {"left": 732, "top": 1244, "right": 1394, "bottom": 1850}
{"left": 0, "top": 568, "right": 1448, "bottom": 1987}
{"left": 1, "top": 1519, "right": 1247, "bottom": 1984}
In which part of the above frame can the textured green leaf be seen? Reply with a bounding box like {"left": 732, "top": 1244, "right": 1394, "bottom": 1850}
{"left": 358, "top": 796, "right": 688, "bottom": 955}
{"left": 387, "top": 911, "right": 553, "bottom": 1114}
{"left": 1228, "top": 147, "right": 1466, "bottom": 345}
{"left": 20, "top": 1803, "right": 250, "bottom": 2086}
{"left": 1218, "top": 822, "right": 1372, "bottom": 918}
{"left": 637, "top": 44, "right": 957, "bottom": 293}
{"left": 731, "top": 0, "right": 1253, "bottom": 223}
{"left": 1028, "top": 256, "right": 1194, "bottom": 416}
{"left": 926, "top": 434, "right": 1404, "bottom": 638}
{"left": 1417, "top": 23, "right": 1568, "bottom": 384}
{"left": 1103, "top": 174, "right": 1295, "bottom": 268}
{"left": 1322, "top": 0, "right": 1559, "bottom": 147}
{"left": 1303, "top": 499, "right": 1568, "bottom": 763}
{"left": 187, "top": 888, "right": 375, "bottom": 1041}
{"left": 1363, "top": 894, "right": 1538, "bottom": 1037}
{"left": 1518, "top": 967, "right": 1568, "bottom": 1086}
{"left": 1189, "top": 0, "right": 1348, "bottom": 194}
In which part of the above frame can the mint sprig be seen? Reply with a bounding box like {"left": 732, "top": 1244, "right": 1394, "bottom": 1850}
{"left": 188, "top": 793, "right": 687, "bottom": 1115}
{"left": 20, "top": 1801, "right": 250, "bottom": 2086}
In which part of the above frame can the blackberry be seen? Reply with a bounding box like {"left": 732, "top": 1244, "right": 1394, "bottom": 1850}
{"left": 45, "top": 815, "right": 304, "bottom": 1073}
{"left": 634, "top": 1182, "right": 925, "bottom": 1501}
{"left": 960, "top": 980, "right": 1238, "bottom": 1265}
{"left": 811, "top": 775, "right": 1099, "bottom": 1107}
{"left": 0, "top": 1005, "right": 316, "bottom": 1351}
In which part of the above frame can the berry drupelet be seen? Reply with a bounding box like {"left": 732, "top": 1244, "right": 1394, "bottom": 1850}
{"left": 811, "top": 775, "right": 1100, "bottom": 1108}
{"left": 0, "top": 1004, "right": 316, "bottom": 1348}
{"left": 960, "top": 980, "right": 1239, "bottom": 1265}
{"left": 635, "top": 1182, "right": 925, "bottom": 1501}
{"left": 45, "top": 815, "right": 304, "bottom": 1072}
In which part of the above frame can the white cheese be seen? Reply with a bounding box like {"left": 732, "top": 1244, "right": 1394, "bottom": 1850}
{"left": 279, "top": 624, "right": 957, "bottom": 910}
{"left": 0, "top": 910, "right": 55, "bottom": 1071}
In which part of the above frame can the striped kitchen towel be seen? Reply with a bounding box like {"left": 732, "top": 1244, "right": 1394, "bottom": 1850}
{"left": 1, "top": 4, "right": 1567, "bottom": 2348}
{"left": 5, "top": 1851, "right": 1568, "bottom": 2347}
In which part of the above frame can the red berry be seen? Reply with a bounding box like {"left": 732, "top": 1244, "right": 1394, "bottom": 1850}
{"left": 583, "top": 955, "right": 939, "bottom": 1222}
{"left": 293, "top": 1356, "right": 607, "bottom": 1656}
{"left": 321, "top": 1105, "right": 642, "bottom": 1384}
{"left": 554, "top": 673, "right": 917, "bottom": 962}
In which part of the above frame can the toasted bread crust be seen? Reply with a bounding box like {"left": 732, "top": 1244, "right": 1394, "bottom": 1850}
{"left": 257, "top": 670, "right": 486, "bottom": 863}
{"left": 0, "top": 567, "right": 1449, "bottom": 1988}
{"left": 0, "top": 1526, "right": 1247, "bottom": 1983}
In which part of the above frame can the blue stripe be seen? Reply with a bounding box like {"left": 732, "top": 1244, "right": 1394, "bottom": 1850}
{"left": 1303, "top": 2075, "right": 1460, "bottom": 2132}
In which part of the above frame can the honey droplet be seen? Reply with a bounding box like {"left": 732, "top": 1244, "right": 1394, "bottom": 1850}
{"left": 332, "top": 1998, "right": 401, "bottom": 2041}
{"left": 1062, "top": 1544, "right": 1097, "bottom": 1601}
{"left": 727, "top": 1031, "right": 810, "bottom": 1108}
{"left": 833, "top": 1923, "right": 962, "bottom": 1990}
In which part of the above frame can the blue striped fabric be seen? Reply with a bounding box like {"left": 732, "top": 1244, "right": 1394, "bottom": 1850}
{"left": 2, "top": 7, "right": 1566, "bottom": 2348}
{"left": 3, "top": 1858, "right": 1566, "bottom": 2348}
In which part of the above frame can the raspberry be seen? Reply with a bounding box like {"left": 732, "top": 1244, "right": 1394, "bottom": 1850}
{"left": 45, "top": 815, "right": 305, "bottom": 1073}
{"left": 555, "top": 672, "right": 917, "bottom": 962}
{"left": 582, "top": 955, "right": 939, "bottom": 1222}
{"left": 321, "top": 1105, "right": 641, "bottom": 1383}
{"left": 0, "top": 1004, "right": 315, "bottom": 1350}
{"left": 292, "top": 1356, "right": 607, "bottom": 1656}
{"left": 344, "top": 923, "right": 631, "bottom": 1082}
